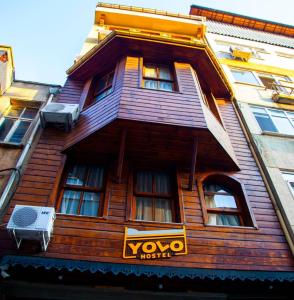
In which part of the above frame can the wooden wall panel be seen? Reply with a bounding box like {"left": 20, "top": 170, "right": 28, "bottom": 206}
{"left": 1, "top": 98, "right": 294, "bottom": 272}
{"left": 118, "top": 58, "right": 207, "bottom": 129}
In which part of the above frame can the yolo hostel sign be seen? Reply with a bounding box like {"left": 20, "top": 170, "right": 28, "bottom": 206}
{"left": 123, "top": 227, "right": 187, "bottom": 260}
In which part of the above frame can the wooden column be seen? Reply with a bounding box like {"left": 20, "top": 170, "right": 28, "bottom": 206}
{"left": 116, "top": 128, "right": 127, "bottom": 183}
{"left": 189, "top": 137, "right": 198, "bottom": 191}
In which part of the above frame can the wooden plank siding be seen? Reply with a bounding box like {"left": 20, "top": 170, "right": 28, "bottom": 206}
{"left": 0, "top": 56, "right": 294, "bottom": 273}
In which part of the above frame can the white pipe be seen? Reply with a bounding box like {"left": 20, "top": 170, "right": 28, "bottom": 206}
{"left": 0, "top": 93, "right": 55, "bottom": 213}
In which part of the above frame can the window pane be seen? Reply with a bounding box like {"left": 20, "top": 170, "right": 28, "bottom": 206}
{"left": 216, "top": 52, "right": 233, "bottom": 59}
{"left": 231, "top": 70, "right": 259, "bottom": 85}
{"left": 155, "top": 198, "right": 172, "bottom": 222}
{"left": 80, "top": 192, "right": 100, "bottom": 216}
{"left": 290, "top": 182, "right": 294, "bottom": 194}
{"left": 60, "top": 190, "right": 80, "bottom": 215}
{"left": 66, "top": 164, "right": 87, "bottom": 186}
{"left": 159, "top": 81, "right": 173, "bottom": 91}
{"left": 136, "top": 171, "right": 153, "bottom": 192}
{"left": 7, "top": 107, "right": 23, "bottom": 118}
{"left": 136, "top": 197, "right": 152, "bottom": 221}
{"left": 144, "top": 66, "right": 157, "bottom": 78}
{"left": 268, "top": 109, "right": 286, "bottom": 117}
{"left": 159, "top": 66, "right": 172, "bottom": 80}
{"left": 94, "top": 76, "right": 108, "bottom": 95}
{"left": 86, "top": 166, "right": 104, "bottom": 188}
{"left": 272, "top": 116, "right": 294, "bottom": 135}
{"left": 0, "top": 118, "right": 15, "bottom": 141}
{"left": 8, "top": 121, "right": 30, "bottom": 143}
{"left": 94, "top": 88, "right": 112, "bottom": 102}
{"left": 154, "top": 172, "right": 171, "bottom": 194}
{"left": 22, "top": 108, "right": 38, "bottom": 119}
{"left": 205, "top": 194, "right": 237, "bottom": 209}
{"left": 106, "top": 72, "right": 114, "bottom": 86}
{"left": 144, "top": 79, "right": 158, "bottom": 89}
{"left": 207, "top": 213, "right": 240, "bottom": 226}
{"left": 253, "top": 112, "right": 278, "bottom": 132}
{"left": 203, "top": 183, "right": 230, "bottom": 194}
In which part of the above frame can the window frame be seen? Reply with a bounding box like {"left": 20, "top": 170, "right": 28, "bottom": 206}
{"left": 92, "top": 70, "right": 115, "bottom": 102}
{"left": 142, "top": 62, "right": 177, "bottom": 92}
{"left": 282, "top": 172, "right": 294, "bottom": 198}
{"left": 251, "top": 105, "right": 294, "bottom": 135}
{"left": 230, "top": 68, "right": 292, "bottom": 92}
{"left": 0, "top": 104, "right": 39, "bottom": 144}
{"left": 197, "top": 173, "right": 257, "bottom": 228}
{"left": 56, "top": 162, "right": 108, "bottom": 218}
{"left": 128, "top": 167, "right": 181, "bottom": 224}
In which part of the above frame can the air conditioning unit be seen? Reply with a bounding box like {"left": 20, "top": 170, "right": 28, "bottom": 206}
{"left": 40, "top": 102, "right": 80, "bottom": 131}
{"left": 230, "top": 46, "right": 252, "bottom": 61}
{"left": 7, "top": 205, "right": 55, "bottom": 251}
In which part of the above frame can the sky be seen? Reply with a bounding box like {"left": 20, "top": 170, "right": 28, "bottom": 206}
{"left": 0, "top": 0, "right": 293, "bottom": 85}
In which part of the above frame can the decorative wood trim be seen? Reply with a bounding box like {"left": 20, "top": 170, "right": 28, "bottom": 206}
{"left": 79, "top": 77, "right": 93, "bottom": 110}
{"left": 47, "top": 154, "right": 67, "bottom": 207}
{"left": 176, "top": 168, "right": 185, "bottom": 224}
{"left": 126, "top": 166, "right": 133, "bottom": 221}
{"left": 116, "top": 128, "right": 127, "bottom": 183}
{"left": 189, "top": 137, "right": 198, "bottom": 191}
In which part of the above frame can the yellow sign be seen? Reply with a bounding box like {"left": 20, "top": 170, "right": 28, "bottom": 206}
{"left": 123, "top": 227, "right": 187, "bottom": 260}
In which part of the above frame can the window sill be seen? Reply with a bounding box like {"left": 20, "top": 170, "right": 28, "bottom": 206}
{"left": 205, "top": 224, "right": 258, "bottom": 230}
{"left": 56, "top": 213, "right": 107, "bottom": 222}
{"left": 139, "top": 86, "right": 182, "bottom": 94}
{"left": 261, "top": 131, "right": 294, "bottom": 139}
{"left": 0, "top": 141, "right": 24, "bottom": 149}
{"left": 128, "top": 219, "right": 184, "bottom": 227}
{"left": 234, "top": 81, "right": 264, "bottom": 89}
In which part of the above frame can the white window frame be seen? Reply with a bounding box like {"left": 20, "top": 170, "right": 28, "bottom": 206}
{"left": 251, "top": 105, "right": 294, "bottom": 135}
{"left": 215, "top": 41, "right": 266, "bottom": 59}
{"left": 0, "top": 106, "right": 38, "bottom": 144}
{"left": 282, "top": 172, "right": 294, "bottom": 198}
{"left": 230, "top": 68, "right": 292, "bottom": 90}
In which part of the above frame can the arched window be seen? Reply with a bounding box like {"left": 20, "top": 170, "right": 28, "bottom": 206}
{"left": 199, "top": 174, "right": 256, "bottom": 227}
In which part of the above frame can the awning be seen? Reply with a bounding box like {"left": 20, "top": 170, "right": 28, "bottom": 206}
{"left": 1, "top": 255, "right": 294, "bottom": 282}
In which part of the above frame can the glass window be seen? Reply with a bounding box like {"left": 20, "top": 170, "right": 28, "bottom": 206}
{"left": 231, "top": 69, "right": 260, "bottom": 85}
{"left": 59, "top": 163, "right": 105, "bottom": 217}
{"left": 92, "top": 71, "right": 114, "bottom": 103}
{"left": 134, "top": 170, "right": 175, "bottom": 223}
{"left": 0, "top": 106, "right": 38, "bottom": 144}
{"left": 203, "top": 182, "right": 242, "bottom": 226}
{"left": 143, "top": 63, "right": 175, "bottom": 92}
{"left": 282, "top": 172, "right": 294, "bottom": 197}
{"left": 252, "top": 106, "right": 294, "bottom": 135}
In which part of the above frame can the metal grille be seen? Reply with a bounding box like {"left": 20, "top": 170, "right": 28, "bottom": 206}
{"left": 12, "top": 207, "right": 38, "bottom": 227}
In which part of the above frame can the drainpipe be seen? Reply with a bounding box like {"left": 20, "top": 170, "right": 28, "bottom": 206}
{"left": 0, "top": 88, "right": 59, "bottom": 217}
{"left": 231, "top": 97, "right": 294, "bottom": 255}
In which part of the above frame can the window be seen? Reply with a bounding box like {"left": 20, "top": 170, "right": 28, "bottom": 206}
{"left": 92, "top": 70, "right": 114, "bottom": 102}
{"left": 231, "top": 69, "right": 260, "bottom": 85}
{"left": 142, "top": 63, "right": 175, "bottom": 92}
{"left": 252, "top": 106, "right": 294, "bottom": 135}
{"left": 257, "top": 73, "right": 291, "bottom": 93}
{"left": 0, "top": 105, "right": 38, "bottom": 144}
{"left": 282, "top": 172, "right": 294, "bottom": 197}
{"left": 199, "top": 174, "right": 255, "bottom": 227}
{"left": 215, "top": 41, "right": 265, "bottom": 60}
{"left": 58, "top": 163, "right": 105, "bottom": 217}
{"left": 133, "top": 170, "right": 177, "bottom": 223}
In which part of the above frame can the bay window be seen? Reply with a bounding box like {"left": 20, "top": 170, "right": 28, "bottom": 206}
{"left": 142, "top": 63, "right": 175, "bottom": 92}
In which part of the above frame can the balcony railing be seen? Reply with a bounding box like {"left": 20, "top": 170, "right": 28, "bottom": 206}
{"left": 271, "top": 82, "right": 294, "bottom": 104}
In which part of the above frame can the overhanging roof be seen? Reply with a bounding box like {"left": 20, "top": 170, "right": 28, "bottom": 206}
{"left": 2, "top": 255, "right": 294, "bottom": 282}
{"left": 190, "top": 5, "right": 294, "bottom": 37}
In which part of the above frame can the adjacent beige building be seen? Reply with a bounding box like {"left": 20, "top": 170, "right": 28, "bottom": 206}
{"left": 190, "top": 6, "right": 294, "bottom": 248}
{"left": 0, "top": 45, "right": 60, "bottom": 216}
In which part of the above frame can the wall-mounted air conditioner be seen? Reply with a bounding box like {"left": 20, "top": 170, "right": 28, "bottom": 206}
{"left": 40, "top": 102, "right": 80, "bottom": 131}
{"left": 230, "top": 46, "right": 252, "bottom": 61}
{"left": 7, "top": 205, "right": 55, "bottom": 251}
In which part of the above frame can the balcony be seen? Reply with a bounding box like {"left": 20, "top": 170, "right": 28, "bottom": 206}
{"left": 271, "top": 82, "right": 294, "bottom": 105}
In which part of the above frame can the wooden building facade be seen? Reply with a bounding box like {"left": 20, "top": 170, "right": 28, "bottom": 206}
{"left": 0, "top": 3, "right": 294, "bottom": 299}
